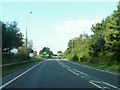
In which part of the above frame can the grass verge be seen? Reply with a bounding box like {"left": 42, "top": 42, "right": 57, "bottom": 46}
{"left": 2, "top": 58, "right": 44, "bottom": 77}
{"left": 69, "top": 60, "right": 120, "bottom": 74}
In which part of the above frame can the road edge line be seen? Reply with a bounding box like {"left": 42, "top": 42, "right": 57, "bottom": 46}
{"left": 0, "top": 61, "right": 44, "bottom": 89}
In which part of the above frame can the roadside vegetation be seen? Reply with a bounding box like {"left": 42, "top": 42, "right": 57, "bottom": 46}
{"left": 39, "top": 47, "right": 62, "bottom": 59}
{"left": 39, "top": 47, "right": 53, "bottom": 59}
{"left": 2, "top": 57, "right": 43, "bottom": 77}
{"left": 2, "top": 21, "right": 35, "bottom": 64}
{"left": 62, "top": 2, "right": 120, "bottom": 73}
{"left": 1, "top": 2, "right": 120, "bottom": 77}
{"left": 1, "top": 20, "right": 45, "bottom": 76}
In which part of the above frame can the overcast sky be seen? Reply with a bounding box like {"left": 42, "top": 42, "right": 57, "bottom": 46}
{"left": 1, "top": 1, "right": 118, "bottom": 54}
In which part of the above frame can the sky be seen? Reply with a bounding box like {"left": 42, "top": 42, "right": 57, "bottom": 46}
{"left": 0, "top": 1, "right": 119, "bottom": 54}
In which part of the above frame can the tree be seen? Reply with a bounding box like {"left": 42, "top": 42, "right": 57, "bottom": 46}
{"left": 57, "top": 51, "right": 63, "bottom": 54}
{"left": 18, "top": 46, "right": 26, "bottom": 54}
{"left": 27, "top": 39, "right": 33, "bottom": 53}
{"left": 2, "top": 21, "right": 24, "bottom": 53}
{"left": 63, "top": 1, "right": 120, "bottom": 64}
{"left": 28, "top": 39, "right": 33, "bottom": 49}
{"left": 57, "top": 51, "right": 63, "bottom": 58}
{"left": 89, "top": 2, "right": 120, "bottom": 62}
{"left": 39, "top": 47, "right": 53, "bottom": 58}
{"left": 72, "top": 55, "right": 79, "bottom": 61}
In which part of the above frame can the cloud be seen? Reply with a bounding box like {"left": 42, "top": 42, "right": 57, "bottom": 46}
{"left": 48, "top": 19, "right": 98, "bottom": 53}
{"left": 54, "top": 19, "right": 97, "bottom": 38}
{"left": 32, "top": 18, "right": 100, "bottom": 54}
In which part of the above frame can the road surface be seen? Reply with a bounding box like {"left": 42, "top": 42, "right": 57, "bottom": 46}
{"left": 1, "top": 59, "right": 120, "bottom": 89}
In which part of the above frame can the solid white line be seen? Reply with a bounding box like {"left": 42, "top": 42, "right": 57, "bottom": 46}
{"left": 0, "top": 61, "right": 44, "bottom": 89}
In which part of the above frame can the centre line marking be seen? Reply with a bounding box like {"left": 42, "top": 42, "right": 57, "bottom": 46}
{"left": 73, "top": 69, "right": 88, "bottom": 76}
{"left": 102, "top": 81, "right": 120, "bottom": 89}
{"left": 67, "top": 68, "right": 79, "bottom": 76}
{"left": 89, "top": 80, "right": 120, "bottom": 90}
{"left": 89, "top": 80, "right": 103, "bottom": 89}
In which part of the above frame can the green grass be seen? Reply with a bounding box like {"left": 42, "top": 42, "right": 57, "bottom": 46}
{"left": 2, "top": 58, "right": 44, "bottom": 77}
{"left": 2, "top": 54, "right": 26, "bottom": 64}
{"left": 70, "top": 60, "right": 120, "bottom": 73}
{"left": 2, "top": 54, "right": 45, "bottom": 64}
{"left": 2, "top": 58, "right": 25, "bottom": 64}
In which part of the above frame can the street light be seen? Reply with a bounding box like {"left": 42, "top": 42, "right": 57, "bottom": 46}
{"left": 26, "top": 11, "right": 32, "bottom": 61}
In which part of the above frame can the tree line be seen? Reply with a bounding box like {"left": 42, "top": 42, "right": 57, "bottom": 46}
{"left": 1, "top": 21, "right": 33, "bottom": 62}
{"left": 63, "top": 2, "right": 120, "bottom": 71}
{"left": 2, "top": 21, "right": 24, "bottom": 53}
{"left": 39, "top": 47, "right": 53, "bottom": 58}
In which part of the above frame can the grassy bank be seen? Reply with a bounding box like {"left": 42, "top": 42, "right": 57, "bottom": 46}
{"left": 2, "top": 58, "right": 44, "bottom": 77}
{"left": 68, "top": 60, "right": 120, "bottom": 74}
{"left": 2, "top": 53, "right": 27, "bottom": 64}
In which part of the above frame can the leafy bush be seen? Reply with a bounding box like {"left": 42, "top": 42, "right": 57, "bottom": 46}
{"left": 2, "top": 53, "right": 15, "bottom": 58}
{"left": 72, "top": 55, "right": 79, "bottom": 61}
{"left": 14, "top": 54, "right": 27, "bottom": 60}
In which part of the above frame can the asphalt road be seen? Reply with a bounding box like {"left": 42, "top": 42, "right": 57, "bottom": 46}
{"left": 1, "top": 59, "right": 120, "bottom": 89}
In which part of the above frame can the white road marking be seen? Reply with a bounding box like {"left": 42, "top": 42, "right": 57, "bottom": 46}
{"left": 102, "top": 81, "right": 120, "bottom": 90}
{"left": 60, "top": 63, "right": 64, "bottom": 65}
{"left": 90, "top": 80, "right": 101, "bottom": 83}
{"left": 57, "top": 61, "right": 71, "bottom": 69}
{"left": 61, "top": 64, "right": 66, "bottom": 68}
{"left": 0, "top": 61, "right": 44, "bottom": 89}
{"left": 56, "top": 61, "right": 61, "bottom": 65}
{"left": 73, "top": 69, "right": 87, "bottom": 76}
{"left": 57, "top": 61, "right": 78, "bottom": 75}
{"left": 67, "top": 68, "right": 79, "bottom": 76}
{"left": 61, "top": 60, "right": 120, "bottom": 89}
{"left": 67, "top": 61, "right": 120, "bottom": 76}
{"left": 57, "top": 61, "right": 66, "bottom": 68}
{"left": 89, "top": 80, "right": 103, "bottom": 89}
{"left": 58, "top": 62, "right": 60, "bottom": 64}
{"left": 89, "top": 80, "right": 120, "bottom": 90}
{"left": 58, "top": 61, "right": 88, "bottom": 77}
{"left": 72, "top": 69, "right": 89, "bottom": 78}
{"left": 65, "top": 65, "right": 70, "bottom": 68}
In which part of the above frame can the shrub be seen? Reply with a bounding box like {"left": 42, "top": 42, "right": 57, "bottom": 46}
{"left": 14, "top": 53, "right": 30, "bottom": 60}
{"left": 2, "top": 53, "right": 14, "bottom": 58}
{"left": 72, "top": 55, "right": 79, "bottom": 61}
{"left": 80, "top": 56, "right": 88, "bottom": 62}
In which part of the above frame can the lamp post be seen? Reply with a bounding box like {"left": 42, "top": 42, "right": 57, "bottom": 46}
{"left": 26, "top": 11, "right": 32, "bottom": 61}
